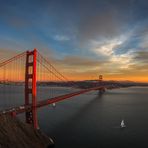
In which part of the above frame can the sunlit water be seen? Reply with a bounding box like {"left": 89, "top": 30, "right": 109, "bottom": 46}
{"left": 1, "top": 86, "right": 148, "bottom": 148}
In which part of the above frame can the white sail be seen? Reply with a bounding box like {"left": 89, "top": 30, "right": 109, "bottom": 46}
{"left": 121, "top": 120, "right": 126, "bottom": 128}
{"left": 52, "top": 103, "right": 56, "bottom": 107}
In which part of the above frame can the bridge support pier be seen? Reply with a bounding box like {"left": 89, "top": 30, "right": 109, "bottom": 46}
{"left": 99, "top": 87, "right": 105, "bottom": 95}
{"left": 25, "top": 49, "right": 38, "bottom": 129}
{"left": 98, "top": 75, "right": 105, "bottom": 95}
{"left": 10, "top": 111, "right": 16, "bottom": 117}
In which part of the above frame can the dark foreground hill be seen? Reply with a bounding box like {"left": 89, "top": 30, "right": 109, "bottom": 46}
{"left": 0, "top": 115, "right": 54, "bottom": 148}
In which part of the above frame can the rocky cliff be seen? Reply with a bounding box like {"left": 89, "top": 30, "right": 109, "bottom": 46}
{"left": 0, "top": 115, "right": 54, "bottom": 148}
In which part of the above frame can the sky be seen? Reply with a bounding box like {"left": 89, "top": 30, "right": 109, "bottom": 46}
{"left": 1, "top": 0, "right": 148, "bottom": 82}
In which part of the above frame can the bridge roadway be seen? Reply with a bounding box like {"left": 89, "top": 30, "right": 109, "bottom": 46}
{"left": 0, "top": 86, "right": 118, "bottom": 115}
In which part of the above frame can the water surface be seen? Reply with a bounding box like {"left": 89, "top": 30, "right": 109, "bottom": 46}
{"left": 38, "top": 87, "right": 148, "bottom": 148}
{"left": 1, "top": 86, "right": 148, "bottom": 148}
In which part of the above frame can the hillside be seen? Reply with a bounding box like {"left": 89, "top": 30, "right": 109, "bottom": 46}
{"left": 0, "top": 115, "right": 54, "bottom": 148}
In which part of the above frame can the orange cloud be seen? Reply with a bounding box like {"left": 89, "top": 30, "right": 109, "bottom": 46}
{"left": 1, "top": 49, "right": 148, "bottom": 83}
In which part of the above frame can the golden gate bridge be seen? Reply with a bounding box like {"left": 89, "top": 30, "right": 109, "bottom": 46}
{"left": 0, "top": 49, "right": 116, "bottom": 129}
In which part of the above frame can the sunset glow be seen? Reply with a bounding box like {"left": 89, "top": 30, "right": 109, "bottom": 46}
{"left": 1, "top": 0, "right": 148, "bottom": 82}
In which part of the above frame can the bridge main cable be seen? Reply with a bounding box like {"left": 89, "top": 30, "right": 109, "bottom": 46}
{"left": 37, "top": 51, "right": 78, "bottom": 87}
{"left": 0, "top": 51, "right": 26, "bottom": 67}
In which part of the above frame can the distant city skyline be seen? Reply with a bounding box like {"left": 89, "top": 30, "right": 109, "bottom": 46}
{"left": 1, "top": 0, "right": 148, "bottom": 82}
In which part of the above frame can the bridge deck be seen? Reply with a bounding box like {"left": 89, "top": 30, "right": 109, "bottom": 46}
{"left": 0, "top": 86, "right": 108, "bottom": 115}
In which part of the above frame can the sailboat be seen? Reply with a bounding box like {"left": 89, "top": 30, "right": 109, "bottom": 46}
{"left": 52, "top": 103, "right": 56, "bottom": 108}
{"left": 120, "top": 120, "right": 126, "bottom": 128}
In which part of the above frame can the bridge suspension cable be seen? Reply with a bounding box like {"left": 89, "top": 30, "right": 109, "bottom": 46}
{"left": 37, "top": 51, "right": 77, "bottom": 87}
{"left": 1, "top": 48, "right": 100, "bottom": 129}
{"left": 0, "top": 51, "right": 26, "bottom": 111}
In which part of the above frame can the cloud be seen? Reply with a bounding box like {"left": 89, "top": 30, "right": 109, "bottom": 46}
{"left": 53, "top": 35, "right": 70, "bottom": 41}
{"left": 91, "top": 38, "right": 124, "bottom": 57}
{"left": 1, "top": 0, "right": 148, "bottom": 81}
{"left": 0, "top": 48, "right": 20, "bottom": 62}
{"left": 52, "top": 55, "right": 103, "bottom": 70}
{"left": 45, "top": 54, "right": 105, "bottom": 80}
{"left": 133, "top": 50, "right": 148, "bottom": 63}
{"left": 78, "top": 9, "right": 124, "bottom": 45}
{"left": 76, "top": 0, "right": 136, "bottom": 46}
